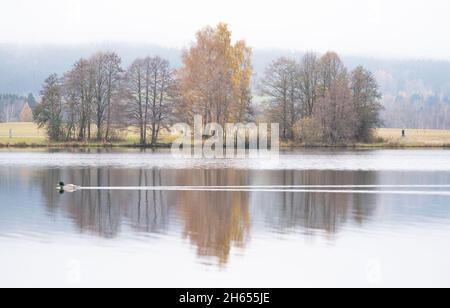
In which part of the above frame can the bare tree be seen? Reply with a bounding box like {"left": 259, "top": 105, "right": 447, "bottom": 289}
{"left": 298, "top": 52, "right": 319, "bottom": 117}
{"left": 260, "top": 57, "right": 301, "bottom": 139}
{"left": 63, "top": 59, "right": 95, "bottom": 141}
{"left": 317, "top": 52, "right": 348, "bottom": 98}
{"left": 61, "top": 77, "right": 78, "bottom": 140}
{"left": 125, "top": 56, "right": 175, "bottom": 146}
{"left": 90, "top": 52, "right": 123, "bottom": 141}
{"left": 125, "top": 58, "right": 149, "bottom": 145}
{"left": 147, "top": 56, "right": 175, "bottom": 146}
{"left": 313, "top": 79, "right": 357, "bottom": 144}
{"left": 3, "top": 103, "right": 16, "bottom": 123}
{"left": 0, "top": 94, "right": 24, "bottom": 122}
{"left": 104, "top": 53, "right": 123, "bottom": 141}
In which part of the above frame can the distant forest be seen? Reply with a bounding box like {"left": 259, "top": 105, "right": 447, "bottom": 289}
{"left": 0, "top": 93, "right": 36, "bottom": 122}
{"left": 1, "top": 32, "right": 450, "bottom": 130}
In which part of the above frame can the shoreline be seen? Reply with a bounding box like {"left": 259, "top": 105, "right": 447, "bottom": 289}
{"left": 1, "top": 141, "right": 450, "bottom": 149}
{"left": 2, "top": 125, "right": 450, "bottom": 149}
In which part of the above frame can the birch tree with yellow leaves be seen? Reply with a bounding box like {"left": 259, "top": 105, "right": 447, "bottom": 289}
{"left": 178, "top": 23, "right": 253, "bottom": 127}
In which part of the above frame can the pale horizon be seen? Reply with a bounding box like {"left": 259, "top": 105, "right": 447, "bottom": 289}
{"left": 1, "top": 0, "right": 450, "bottom": 60}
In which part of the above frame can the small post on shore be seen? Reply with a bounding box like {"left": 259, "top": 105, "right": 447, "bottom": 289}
{"left": 9, "top": 129, "right": 12, "bottom": 139}
{"left": 402, "top": 129, "right": 405, "bottom": 138}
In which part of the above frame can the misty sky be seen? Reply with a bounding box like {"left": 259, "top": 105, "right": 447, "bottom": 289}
{"left": 1, "top": 0, "right": 449, "bottom": 60}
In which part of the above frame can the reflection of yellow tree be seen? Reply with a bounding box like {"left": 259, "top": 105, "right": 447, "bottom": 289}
{"left": 177, "top": 170, "right": 251, "bottom": 265}
{"left": 180, "top": 191, "right": 250, "bottom": 265}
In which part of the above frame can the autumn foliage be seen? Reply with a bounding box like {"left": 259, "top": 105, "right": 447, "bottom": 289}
{"left": 34, "top": 23, "right": 382, "bottom": 146}
{"left": 19, "top": 103, "right": 33, "bottom": 122}
{"left": 177, "top": 23, "right": 253, "bottom": 126}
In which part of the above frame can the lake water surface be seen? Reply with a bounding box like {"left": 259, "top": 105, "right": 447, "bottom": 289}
{"left": 1, "top": 149, "right": 450, "bottom": 287}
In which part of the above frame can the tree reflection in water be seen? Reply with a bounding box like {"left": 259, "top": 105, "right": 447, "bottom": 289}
{"left": 31, "top": 168, "right": 379, "bottom": 264}
{"left": 176, "top": 169, "right": 251, "bottom": 265}
{"left": 251, "top": 170, "right": 377, "bottom": 236}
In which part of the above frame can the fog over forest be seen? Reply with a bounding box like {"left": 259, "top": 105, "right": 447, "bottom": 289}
{"left": 1, "top": 43, "right": 450, "bottom": 129}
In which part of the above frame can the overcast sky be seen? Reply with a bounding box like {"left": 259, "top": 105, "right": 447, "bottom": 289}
{"left": 1, "top": 0, "right": 449, "bottom": 60}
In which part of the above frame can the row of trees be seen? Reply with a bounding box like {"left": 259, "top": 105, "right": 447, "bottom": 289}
{"left": 35, "top": 52, "right": 176, "bottom": 145}
{"left": 383, "top": 93, "right": 450, "bottom": 129}
{"left": 35, "top": 24, "right": 253, "bottom": 145}
{"left": 260, "top": 52, "right": 382, "bottom": 143}
{"left": 35, "top": 24, "right": 382, "bottom": 145}
{"left": 0, "top": 93, "right": 36, "bottom": 122}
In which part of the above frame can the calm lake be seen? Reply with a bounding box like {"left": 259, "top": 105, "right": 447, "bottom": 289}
{"left": 1, "top": 148, "right": 450, "bottom": 287}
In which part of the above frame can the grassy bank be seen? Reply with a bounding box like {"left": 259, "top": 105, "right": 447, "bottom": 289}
{"left": 0, "top": 122, "right": 177, "bottom": 148}
{"left": 0, "top": 123, "right": 47, "bottom": 147}
{"left": 1, "top": 123, "right": 450, "bottom": 148}
{"left": 372, "top": 128, "right": 450, "bottom": 147}
{"left": 282, "top": 128, "right": 450, "bottom": 148}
